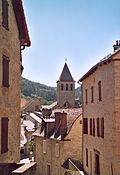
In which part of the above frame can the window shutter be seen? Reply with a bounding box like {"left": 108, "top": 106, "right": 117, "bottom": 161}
{"left": 93, "top": 118, "right": 95, "bottom": 136}
{"left": 2, "top": 56, "right": 9, "bottom": 87}
{"left": 97, "top": 118, "right": 100, "bottom": 137}
{"left": 83, "top": 118, "right": 88, "bottom": 134}
{"left": 2, "top": 0, "right": 8, "bottom": 29}
{"left": 1, "top": 117, "right": 9, "bottom": 154}
{"left": 90, "top": 118, "right": 92, "bottom": 135}
{"left": 101, "top": 118, "right": 104, "bottom": 138}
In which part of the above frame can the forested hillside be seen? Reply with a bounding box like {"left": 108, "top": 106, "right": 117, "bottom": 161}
{"left": 21, "top": 77, "right": 81, "bottom": 104}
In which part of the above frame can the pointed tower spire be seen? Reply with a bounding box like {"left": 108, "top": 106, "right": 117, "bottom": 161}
{"left": 58, "top": 63, "right": 74, "bottom": 82}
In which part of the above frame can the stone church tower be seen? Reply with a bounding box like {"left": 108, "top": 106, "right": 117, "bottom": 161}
{"left": 57, "top": 63, "right": 75, "bottom": 108}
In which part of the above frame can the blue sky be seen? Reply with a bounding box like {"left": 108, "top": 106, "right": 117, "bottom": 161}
{"left": 22, "top": 0, "right": 120, "bottom": 87}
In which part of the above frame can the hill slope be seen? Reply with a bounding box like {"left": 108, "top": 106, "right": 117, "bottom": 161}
{"left": 21, "top": 77, "right": 81, "bottom": 104}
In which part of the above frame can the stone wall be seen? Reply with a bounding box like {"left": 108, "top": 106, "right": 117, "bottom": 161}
{"left": 0, "top": 0, "right": 21, "bottom": 162}
{"left": 82, "top": 52, "right": 120, "bottom": 175}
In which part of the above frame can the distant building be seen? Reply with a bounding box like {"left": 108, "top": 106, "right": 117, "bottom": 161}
{"left": 78, "top": 41, "right": 120, "bottom": 175}
{"left": 0, "top": 0, "right": 30, "bottom": 164}
{"left": 33, "top": 108, "right": 82, "bottom": 175}
{"left": 57, "top": 63, "right": 76, "bottom": 108}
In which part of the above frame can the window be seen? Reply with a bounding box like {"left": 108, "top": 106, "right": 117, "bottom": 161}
{"left": 43, "top": 140, "right": 46, "bottom": 154}
{"left": 2, "top": 55, "right": 9, "bottom": 87}
{"left": 98, "top": 81, "right": 102, "bottom": 101}
{"left": 83, "top": 118, "right": 88, "bottom": 134}
{"left": 95, "top": 153, "right": 100, "bottom": 175}
{"left": 86, "top": 148, "right": 88, "bottom": 167}
{"left": 85, "top": 89, "right": 88, "bottom": 104}
{"left": 97, "top": 118, "right": 100, "bottom": 137}
{"left": 55, "top": 143, "right": 59, "bottom": 157}
{"left": 90, "top": 119, "right": 92, "bottom": 135}
{"left": 2, "top": 0, "right": 9, "bottom": 29}
{"left": 1, "top": 117, "right": 9, "bottom": 154}
{"left": 91, "top": 86, "right": 94, "bottom": 103}
{"left": 47, "top": 164, "right": 51, "bottom": 175}
{"left": 70, "top": 84, "right": 73, "bottom": 91}
{"left": 61, "top": 84, "right": 64, "bottom": 90}
{"left": 101, "top": 118, "right": 104, "bottom": 138}
{"left": 93, "top": 118, "right": 95, "bottom": 136}
{"left": 66, "top": 84, "right": 68, "bottom": 91}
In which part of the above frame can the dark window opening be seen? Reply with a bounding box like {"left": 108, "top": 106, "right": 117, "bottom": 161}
{"left": 66, "top": 84, "right": 68, "bottom": 91}
{"left": 1, "top": 117, "right": 9, "bottom": 154}
{"left": 86, "top": 148, "right": 88, "bottom": 167}
{"left": 70, "top": 84, "right": 73, "bottom": 91}
{"left": 93, "top": 118, "right": 95, "bottom": 136}
{"left": 2, "top": 55, "right": 9, "bottom": 87}
{"left": 90, "top": 118, "right": 92, "bottom": 135}
{"left": 91, "top": 86, "right": 94, "bottom": 103}
{"left": 83, "top": 118, "right": 88, "bottom": 134}
{"left": 85, "top": 89, "right": 88, "bottom": 104}
{"left": 98, "top": 81, "right": 102, "bottom": 101}
{"left": 101, "top": 118, "right": 104, "bottom": 138}
{"left": 47, "top": 165, "right": 51, "bottom": 175}
{"left": 2, "top": 0, "right": 9, "bottom": 29}
{"left": 95, "top": 153, "right": 100, "bottom": 175}
{"left": 61, "top": 84, "right": 64, "bottom": 90}
{"left": 97, "top": 118, "right": 100, "bottom": 137}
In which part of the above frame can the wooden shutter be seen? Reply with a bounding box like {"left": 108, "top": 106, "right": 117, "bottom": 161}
{"left": 2, "top": 0, "right": 8, "bottom": 29}
{"left": 101, "top": 118, "right": 104, "bottom": 138}
{"left": 2, "top": 55, "right": 9, "bottom": 87}
{"left": 1, "top": 117, "right": 9, "bottom": 154}
{"left": 97, "top": 118, "right": 100, "bottom": 137}
{"left": 93, "top": 118, "right": 95, "bottom": 136}
{"left": 90, "top": 118, "right": 92, "bottom": 135}
{"left": 83, "top": 118, "right": 88, "bottom": 134}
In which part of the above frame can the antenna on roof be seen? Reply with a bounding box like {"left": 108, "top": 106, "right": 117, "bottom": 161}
{"left": 65, "top": 58, "right": 67, "bottom": 63}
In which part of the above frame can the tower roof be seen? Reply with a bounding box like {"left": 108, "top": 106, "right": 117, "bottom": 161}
{"left": 58, "top": 63, "right": 74, "bottom": 82}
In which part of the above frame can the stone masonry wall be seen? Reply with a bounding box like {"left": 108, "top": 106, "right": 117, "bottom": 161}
{"left": 0, "top": 0, "right": 21, "bottom": 162}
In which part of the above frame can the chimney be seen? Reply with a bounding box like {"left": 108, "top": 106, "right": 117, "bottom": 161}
{"left": 113, "top": 40, "right": 120, "bottom": 52}
{"left": 60, "top": 111, "right": 67, "bottom": 136}
{"left": 54, "top": 112, "right": 61, "bottom": 138}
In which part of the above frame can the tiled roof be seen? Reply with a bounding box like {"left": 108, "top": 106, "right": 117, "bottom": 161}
{"left": 12, "top": 0, "right": 31, "bottom": 46}
{"left": 58, "top": 63, "right": 74, "bottom": 82}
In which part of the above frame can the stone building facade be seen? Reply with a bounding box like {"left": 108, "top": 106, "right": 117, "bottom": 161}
{"left": 0, "top": 0, "right": 30, "bottom": 163}
{"left": 57, "top": 63, "right": 75, "bottom": 108}
{"left": 78, "top": 41, "right": 120, "bottom": 175}
{"left": 33, "top": 108, "right": 82, "bottom": 175}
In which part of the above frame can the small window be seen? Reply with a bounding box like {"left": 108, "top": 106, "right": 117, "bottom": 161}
{"left": 93, "top": 118, "right": 95, "bottom": 136}
{"left": 85, "top": 89, "right": 88, "bottom": 104}
{"left": 101, "top": 118, "right": 104, "bottom": 138}
{"left": 2, "top": 0, "right": 9, "bottom": 29}
{"left": 97, "top": 118, "right": 100, "bottom": 137}
{"left": 90, "top": 118, "right": 92, "bottom": 135}
{"left": 61, "top": 84, "right": 64, "bottom": 90}
{"left": 83, "top": 118, "right": 88, "bottom": 134}
{"left": 66, "top": 84, "right": 68, "bottom": 91}
{"left": 98, "top": 81, "right": 102, "bottom": 101}
{"left": 70, "top": 84, "right": 73, "bottom": 91}
{"left": 47, "top": 164, "right": 51, "bottom": 175}
{"left": 86, "top": 148, "right": 88, "bottom": 167}
{"left": 95, "top": 153, "right": 100, "bottom": 175}
{"left": 1, "top": 117, "right": 9, "bottom": 154}
{"left": 43, "top": 140, "right": 46, "bottom": 154}
{"left": 91, "top": 86, "right": 94, "bottom": 103}
{"left": 55, "top": 143, "right": 59, "bottom": 157}
{"left": 2, "top": 55, "right": 9, "bottom": 87}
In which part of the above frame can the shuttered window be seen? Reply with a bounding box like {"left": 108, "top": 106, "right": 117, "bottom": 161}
{"left": 97, "top": 118, "right": 100, "bottom": 137}
{"left": 2, "top": 0, "right": 9, "bottom": 29}
{"left": 93, "top": 118, "right": 95, "bottom": 136}
{"left": 2, "top": 55, "right": 9, "bottom": 87}
{"left": 90, "top": 118, "right": 92, "bottom": 135}
{"left": 1, "top": 117, "right": 9, "bottom": 154}
{"left": 83, "top": 118, "right": 88, "bottom": 134}
{"left": 101, "top": 118, "right": 104, "bottom": 138}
